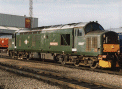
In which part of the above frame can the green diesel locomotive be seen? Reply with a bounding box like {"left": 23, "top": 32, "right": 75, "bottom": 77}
{"left": 8, "top": 22, "right": 120, "bottom": 69}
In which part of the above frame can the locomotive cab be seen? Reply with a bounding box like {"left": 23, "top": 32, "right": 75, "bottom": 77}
{"left": 73, "top": 22, "right": 120, "bottom": 69}
{"left": 73, "top": 22, "right": 104, "bottom": 54}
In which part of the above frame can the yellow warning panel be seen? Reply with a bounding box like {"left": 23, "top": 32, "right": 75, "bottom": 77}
{"left": 103, "top": 44, "right": 119, "bottom": 52}
{"left": 99, "top": 60, "right": 111, "bottom": 68}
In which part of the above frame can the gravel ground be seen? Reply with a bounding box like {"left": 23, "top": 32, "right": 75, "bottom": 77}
{"left": 17, "top": 61, "right": 122, "bottom": 88}
{"left": 0, "top": 69, "right": 62, "bottom": 89}
{"left": 35, "top": 63, "right": 122, "bottom": 88}
{"left": 0, "top": 58, "right": 122, "bottom": 88}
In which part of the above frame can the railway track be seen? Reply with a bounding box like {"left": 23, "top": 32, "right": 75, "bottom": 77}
{"left": 1, "top": 54, "right": 122, "bottom": 76}
{"left": 0, "top": 55, "right": 121, "bottom": 88}
{"left": 0, "top": 59, "right": 114, "bottom": 89}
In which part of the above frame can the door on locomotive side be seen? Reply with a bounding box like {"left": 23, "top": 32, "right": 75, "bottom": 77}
{"left": 73, "top": 28, "right": 85, "bottom": 54}
{"left": 31, "top": 33, "right": 41, "bottom": 50}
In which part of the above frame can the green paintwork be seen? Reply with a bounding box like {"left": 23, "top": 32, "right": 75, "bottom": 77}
{"left": 13, "top": 28, "right": 73, "bottom": 54}
{"left": 9, "top": 29, "right": 103, "bottom": 56}
{"left": 8, "top": 22, "right": 118, "bottom": 57}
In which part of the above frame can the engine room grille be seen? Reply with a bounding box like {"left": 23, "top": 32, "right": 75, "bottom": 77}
{"left": 92, "top": 37, "right": 97, "bottom": 48}
{"left": 86, "top": 37, "right": 91, "bottom": 51}
{"left": 86, "top": 37, "right": 97, "bottom": 51}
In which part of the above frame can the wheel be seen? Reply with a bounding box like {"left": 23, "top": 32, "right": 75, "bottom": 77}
{"left": 26, "top": 58, "right": 30, "bottom": 60}
{"left": 61, "top": 60, "right": 66, "bottom": 65}
{"left": 74, "top": 59, "right": 79, "bottom": 67}
{"left": 90, "top": 61, "right": 98, "bottom": 69}
{"left": 14, "top": 56, "right": 18, "bottom": 60}
{"left": 20, "top": 55, "right": 24, "bottom": 60}
{"left": 12, "top": 56, "right": 14, "bottom": 59}
{"left": 61, "top": 55, "right": 67, "bottom": 66}
{"left": 26, "top": 54, "right": 30, "bottom": 60}
{"left": 11, "top": 52, "right": 15, "bottom": 59}
{"left": 54, "top": 56, "right": 58, "bottom": 63}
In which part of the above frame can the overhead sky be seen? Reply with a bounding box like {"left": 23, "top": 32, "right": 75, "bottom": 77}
{"left": 0, "top": 0, "right": 122, "bottom": 29}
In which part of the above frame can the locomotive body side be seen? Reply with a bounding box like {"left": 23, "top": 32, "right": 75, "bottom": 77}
{"left": 8, "top": 22, "right": 120, "bottom": 69}
{"left": 15, "top": 28, "right": 73, "bottom": 53}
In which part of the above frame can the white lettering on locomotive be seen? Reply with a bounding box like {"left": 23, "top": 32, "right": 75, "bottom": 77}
{"left": 78, "top": 42, "right": 85, "bottom": 45}
{"left": 72, "top": 48, "right": 77, "bottom": 51}
{"left": 50, "top": 42, "right": 58, "bottom": 46}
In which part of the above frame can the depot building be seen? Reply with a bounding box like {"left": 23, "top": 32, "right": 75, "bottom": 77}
{"left": 0, "top": 13, "right": 38, "bottom": 38}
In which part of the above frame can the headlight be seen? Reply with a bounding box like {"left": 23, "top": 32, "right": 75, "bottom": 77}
{"left": 117, "top": 50, "right": 120, "bottom": 54}
{"left": 102, "top": 55, "right": 107, "bottom": 58}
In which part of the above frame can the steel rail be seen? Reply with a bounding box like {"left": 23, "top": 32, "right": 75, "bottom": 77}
{"left": 1, "top": 55, "right": 122, "bottom": 76}
{"left": 0, "top": 62, "right": 113, "bottom": 89}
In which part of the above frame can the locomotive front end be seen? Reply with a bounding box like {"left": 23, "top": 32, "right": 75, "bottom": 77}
{"left": 98, "top": 31, "right": 120, "bottom": 68}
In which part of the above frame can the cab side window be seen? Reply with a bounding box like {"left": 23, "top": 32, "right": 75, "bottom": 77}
{"left": 61, "top": 34, "right": 70, "bottom": 46}
{"left": 77, "top": 29, "right": 82, "bottom": 36}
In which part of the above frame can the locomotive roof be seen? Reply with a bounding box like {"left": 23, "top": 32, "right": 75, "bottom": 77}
{"left": 15, "top": 22, "right": 88, "bottom": 33}
{"left": 31, "top": 22, "right": 88, "bottom": 31}
{"left": 15, "top": 21, "right": 103, "bottom": 33}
